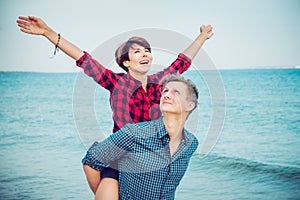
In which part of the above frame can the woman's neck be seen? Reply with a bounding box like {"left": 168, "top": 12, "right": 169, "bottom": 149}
{"left": 129, "top": 72, "right": 148, "bottom": 91}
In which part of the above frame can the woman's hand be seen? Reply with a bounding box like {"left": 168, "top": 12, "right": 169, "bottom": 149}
{"left": 17, "top": 16, "right": 49, "bottom": 36}
{"left": 200, "top": 25, "right": 214, "bottom": 40}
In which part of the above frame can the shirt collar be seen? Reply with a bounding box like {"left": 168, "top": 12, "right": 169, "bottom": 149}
{"left": 125, "top": 73, "right": 145, "bottom": 85}
{"left": 155, "top": 117, "right": 168, "bottom": 139}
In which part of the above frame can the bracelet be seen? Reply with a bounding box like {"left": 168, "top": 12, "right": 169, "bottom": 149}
{"left": 51, "top": 33, "right": 60, "bottom": 58}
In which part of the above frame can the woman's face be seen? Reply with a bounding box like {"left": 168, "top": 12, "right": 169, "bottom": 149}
{"left": 123, "top": 43, "right": 153, "bottom": 75}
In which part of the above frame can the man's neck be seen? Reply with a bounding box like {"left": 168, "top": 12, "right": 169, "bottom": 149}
{"left": 162, "top": 115, "right": 187, "bottom": 157}
{"left": 162, "top": 115, "right": 186, "bottom": 142}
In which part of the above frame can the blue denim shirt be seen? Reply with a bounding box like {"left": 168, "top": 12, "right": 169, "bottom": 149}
{"left": 82, "top": 117, "right": 199, "bottom": 200}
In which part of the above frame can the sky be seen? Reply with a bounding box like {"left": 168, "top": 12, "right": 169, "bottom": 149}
{"left": 0, "top": 0, "right": 299, "bottom": 72}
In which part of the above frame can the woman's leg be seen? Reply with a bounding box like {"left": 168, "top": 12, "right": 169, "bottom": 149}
{"left": 83, "top": 164, "right": 101, "bottom": 194}
{"left": 94, "top": 167, "right": 119, "bottom": 200}
{"left": 95, "top": 178, "right": 119, "bottom": 200}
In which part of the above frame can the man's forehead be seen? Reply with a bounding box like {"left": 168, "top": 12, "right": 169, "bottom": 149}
{"left": 164, "top": 81, "right": 187, "bottom": 90}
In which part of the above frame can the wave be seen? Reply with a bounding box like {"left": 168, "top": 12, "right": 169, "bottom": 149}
{"left": 194, "top": 153, "right": 300, "bottom": 182}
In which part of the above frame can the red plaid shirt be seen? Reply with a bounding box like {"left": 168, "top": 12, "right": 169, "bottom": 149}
{"left": 76, "top": 52, "right": 191, "bottom": 132}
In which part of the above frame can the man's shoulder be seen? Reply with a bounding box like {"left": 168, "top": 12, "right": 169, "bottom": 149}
{"left": 122, "top": 119, "right": 161, "bottom": 137}
{"left": 184, "top": 129, "right": 199, "bottom": 149}
{"left": 126, "top": 120, "right": 155, "bottom": 128}
{"left": 123, "top": 120, "right": 156, "bottom": 131}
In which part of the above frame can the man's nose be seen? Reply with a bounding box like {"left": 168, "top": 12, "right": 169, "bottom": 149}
{"left": 163, "top": 92, "right": 170, "bottom": 99}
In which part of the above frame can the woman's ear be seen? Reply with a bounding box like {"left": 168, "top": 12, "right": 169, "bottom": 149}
{"left": 123, "top": 60, "right": 130, "bottom": 68}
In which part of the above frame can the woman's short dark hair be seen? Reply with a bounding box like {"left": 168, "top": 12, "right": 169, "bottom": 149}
{"left": 115, "top": 37, "right": 151, "bottom": 72}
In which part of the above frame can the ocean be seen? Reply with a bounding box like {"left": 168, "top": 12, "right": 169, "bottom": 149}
{"left": 0, "top": 69, "right": 299, "bottom": 199}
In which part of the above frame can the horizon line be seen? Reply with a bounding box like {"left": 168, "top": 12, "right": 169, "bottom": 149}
{"left": 0, "top": 66, "right": 299, "bottom": 74}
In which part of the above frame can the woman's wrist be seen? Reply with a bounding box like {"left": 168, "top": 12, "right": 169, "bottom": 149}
{"left": 43, "top": 26, "right": 55, "bottom": 38}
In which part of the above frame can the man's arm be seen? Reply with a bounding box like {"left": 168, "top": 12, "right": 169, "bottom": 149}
{"left": 17, "top": 16, "right": 84, "bottom": 60}
{"left": 82, "top": 126, "right": 134, "bottom": 193}
{"left": 182, "top": 25, "right": 214, "bottom": 60}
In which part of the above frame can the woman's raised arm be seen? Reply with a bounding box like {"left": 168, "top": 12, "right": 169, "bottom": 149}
{"left": 17, "top": 16, "right": 84, "bottom": 60}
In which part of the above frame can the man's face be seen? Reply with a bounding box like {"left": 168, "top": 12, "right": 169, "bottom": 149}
{"left": 160, "top": 81, "right": 194, "bottom": 115}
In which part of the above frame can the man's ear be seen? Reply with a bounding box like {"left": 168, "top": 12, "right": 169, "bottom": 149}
{"left": 186, "top": 101, "right": 196, "bottom": 112}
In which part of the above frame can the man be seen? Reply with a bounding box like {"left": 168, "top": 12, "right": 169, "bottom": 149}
{"left": 82, "top": 74, "right": 199, "bottom": 199}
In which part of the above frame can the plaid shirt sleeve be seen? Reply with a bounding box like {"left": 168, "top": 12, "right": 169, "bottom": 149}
{"left": 76, "top": 51, "right": 122, "bottom": 92}
{"left": 149, "top": 53, "right": 191, "bottom": 81}
{"left": 82, "top": 125, "right": 134, "bottom": 172}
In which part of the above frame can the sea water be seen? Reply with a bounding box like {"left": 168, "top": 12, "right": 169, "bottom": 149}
{"left": 0, "top": 69, "right": 299, "bottom": 199}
